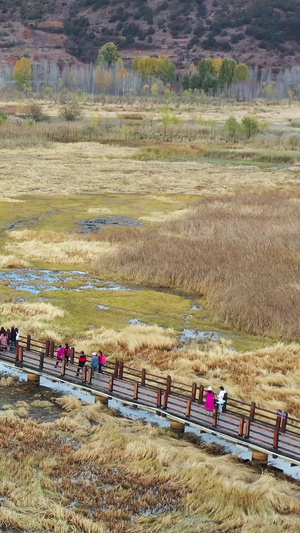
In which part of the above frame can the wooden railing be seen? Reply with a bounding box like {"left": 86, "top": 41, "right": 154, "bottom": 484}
{"left": 2, "top": 334, "right": 298, "bottom": 462}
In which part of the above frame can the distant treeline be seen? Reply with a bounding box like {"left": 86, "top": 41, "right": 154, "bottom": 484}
{"left": 1, "top": 59, "right": 300, "bottom": 101}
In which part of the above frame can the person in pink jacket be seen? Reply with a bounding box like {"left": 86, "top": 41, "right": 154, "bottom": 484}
{"left": 97, "top": 350, "right": 107, "bottom": 373}
{"left": 0, "top": 329, "right": 8, "bottom": 350}
{"left": 55, "top": 345, "right": 64, "bottom": 368}
{"left": 205, "top": 386, "right": 215, "bottom": 411}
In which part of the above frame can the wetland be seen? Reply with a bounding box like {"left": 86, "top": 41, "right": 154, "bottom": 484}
{"left": 1, "top": 97, "right": 300, "bottom": 531}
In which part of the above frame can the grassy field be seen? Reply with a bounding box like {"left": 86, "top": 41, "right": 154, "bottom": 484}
{"left": 1, "top": 97, "right": 300, "bottom": 531}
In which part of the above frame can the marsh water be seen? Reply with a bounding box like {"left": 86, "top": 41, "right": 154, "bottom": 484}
{"left": 0, "top": 267, "right": 238, "bottom": 342}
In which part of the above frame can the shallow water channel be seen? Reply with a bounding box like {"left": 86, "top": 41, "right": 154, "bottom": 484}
{"left": 0, "top": 267, "right": 239, "bottom": 342}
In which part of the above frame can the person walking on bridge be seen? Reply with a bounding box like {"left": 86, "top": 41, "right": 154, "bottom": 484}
{"left": 76, "top": 351, "right": 87, "bottom": 377}
{"left": 91, "top": 352, "right": 98, "bottom": 375}
{"left": 10, "top": 327, "right": 17, "bottom": 352}
{"left": 217, "top": 386, "right": 227, "bottom": 413}
{"left": 97, "top": 350, "right": 107, "bottom": 373}
{"left": 55, "top": 345, "right": 64, "bottom": 368}
{"left": 0, "top": 328, "right": 8, "bottom": 351}
{"left": 205, "top": 386, "right": 215, "bottom": 412}
{"left": 63, "top": 343, "right": 71, "bottom": 365}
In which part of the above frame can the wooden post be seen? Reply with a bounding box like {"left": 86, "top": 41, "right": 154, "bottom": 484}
{"left": 238, "top": 417, "right": 244, "bottom": 437}
{"left": 114, "top": 360, "right": 119, "bottom": 377}
{"left": 163, "top": 391, "right": 168, "bottom": 410}
{"left": 26, "top": 334, "right": 31, "bottom": 351}
{"left": 39, "top": 352, "right": 44, "bottom": 371}
{"left": 191, "top": 383, "right": 197, "bottom": 402}
{"left": 273, "top": 428, "right": 279, "bottom": 449}
{"left": 186, "top": 399, "right": 192, "bottom": 418}
{"left": 119, "top": 360, "right": 124, "bottom": 379}
{"left": 275, "top": 414, "right": 281, "bottom": 429}
{"left": 141, "top": 368, "right": 146, "bottom": 386}
{"left": 49, "top": 341, "right": 54, "bottom": 358}
{"left": 82, "top": 366, "right": 87, "bottom": 383}
{"left": 45, "top": 340, "right": 50, "bottom": 358}
{"left": 19, "top": 346, "right": 23, "bottom": 366}
{"left": 166, "top": 375, "right": 172, "bottom": 394}
{"left": 133, "top": 382, "right": 139, "bottom": 400}
{"left": 61, "top": 358, "right": 66, "bottom": 377}
{"left": 87, "top": 366, "right": 92, "bottom": 384}
{"left": 15, "top": 346, "right": 19, "bottom": 363}
{"left": 198, "top": 385, "right": 204, "bottom": 404}
{"left": 70, "top": 348, "right": 75, "bottom": 364}
{"left": 249, "top": 402, "right": 256, "bottom": 422}
{"left": 212, "top": 407, "right": 218, "bottom": 427}
{"left": 244, "top": 419, "right": 251, "bottom": 439}
{"left": 157, "top": 389, "right": 162, "bottom": 408}
{"left": 108, "top": 375, "right": 114, "bottom": 393}
{"left": 281, "top": 413, "right": 288, "bottom": 433}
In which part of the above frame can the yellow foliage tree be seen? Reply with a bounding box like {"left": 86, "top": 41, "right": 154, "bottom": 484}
{"left": 212, "top": 58, "right": 223, "bottom": 75}
{"left": 13, "top": 57, "right": 32, "bottom": 91}
{"left": 132, "top": 56, "right": 175, "bottom": 84}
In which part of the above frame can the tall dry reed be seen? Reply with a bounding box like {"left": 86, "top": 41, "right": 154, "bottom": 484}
{"left": 95, "top": 191, "right": 300, "bottom": 340}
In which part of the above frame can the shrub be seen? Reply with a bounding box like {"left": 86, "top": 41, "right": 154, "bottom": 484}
{"left": 0, "top": 110, "right": 8, "bottom": 125}
{"left": 241, "top": 116, "right": 261, "bottom": 138}
{"left": 60, "top": 103, "right": 83, "bottom": 122}
{"left": 224, "top": 117, "right": 241, "bottom": 139}
{"left": 27, "top": 104, "right": 49, "bottom": 123}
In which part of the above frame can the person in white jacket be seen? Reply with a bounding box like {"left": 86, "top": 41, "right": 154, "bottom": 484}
{"left": 217, "top": 386, "right": 227, "bottom": 413}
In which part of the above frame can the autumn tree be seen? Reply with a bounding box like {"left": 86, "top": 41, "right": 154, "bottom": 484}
{"left": 219, "top": 58, "right": 237, "bottom": 87}
{"left": 13, "top": 57, "right": 32, "bottom": 91}
{"left": 97, "top": 42, "right": 120, "bottom": 68}
{"left": 233, "top": 63, "right": 250, "bottom": 82}
{"left": 212, "top": 58, "right": 223, "bottom": 75}
{"left": 132, "top": 56, "right": 175, "bottom": 84}
{"left": 197, "top": 58, "right": 218, "bottom": 92}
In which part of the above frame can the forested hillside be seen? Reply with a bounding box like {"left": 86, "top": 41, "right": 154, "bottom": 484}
{"left": 0, "top": 0, "right": 300, "bottom": 66}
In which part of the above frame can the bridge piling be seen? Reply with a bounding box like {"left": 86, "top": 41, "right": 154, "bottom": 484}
{"left": 170, "top": 420, "right": 185, "bottom": 433}
{"left": 251, "top": 450, "right": 268, "bottom": 464}
{"left": 27, "top": 373, "right": 40, "bottom": 384}
{"left": 96, "top": 395, "right": 109, "bottom": 405}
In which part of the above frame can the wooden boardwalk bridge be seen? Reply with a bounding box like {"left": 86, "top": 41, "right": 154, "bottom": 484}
{"left": 1, "top": 334, "right": 300, "bottom": 466}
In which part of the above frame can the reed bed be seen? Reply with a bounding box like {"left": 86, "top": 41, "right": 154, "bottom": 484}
{"left": 95, "top": 190, "right": 300, "bottom": 341}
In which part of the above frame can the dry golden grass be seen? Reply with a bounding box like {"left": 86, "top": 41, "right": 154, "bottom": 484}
{"left": 0, "top": 254, "right": 29, "bottom": 268}
{"left": 75, "top": 324, "right": 176, "bottom": 354}
{"left": 2, "top": 378, "right": 300, "bottom": 531}
{"left": 139, "top": 208, "right": 191, "bottom": 223}
{"left": 95, "top": 190, "right": 300, "bottom": 341}
{"left": 0, "top": 142, "right": 298, "bottom": 197}
{"left": 40, "top": 397, "right": 300, "bottom": 531}
{"left": 0, "top": 302, "right": 65, "bottom": 320}
{"left": 7, "top": 229, "right": 117, "bottom": 264}
{"left": 1, "top": 96, "right": 299, "bottom": 124}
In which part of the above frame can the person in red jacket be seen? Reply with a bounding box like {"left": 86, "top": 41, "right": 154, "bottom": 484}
{"left": 76, "top": 351, "right": 87, "bottom": 377}
{"left": 63, "top": 343, "right": 70, "bottom": 365}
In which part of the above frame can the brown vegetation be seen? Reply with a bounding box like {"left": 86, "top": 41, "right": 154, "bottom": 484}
{"left": 95, "top": 191, "right": 300, "bottom": 341}
{"left": 1, "top": 394, "right": 300, "bottom": 532}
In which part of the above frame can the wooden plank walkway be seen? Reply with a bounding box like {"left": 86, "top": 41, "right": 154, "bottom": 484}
{"left": 1, "top": 335, "right": 300, "bottom": 465}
